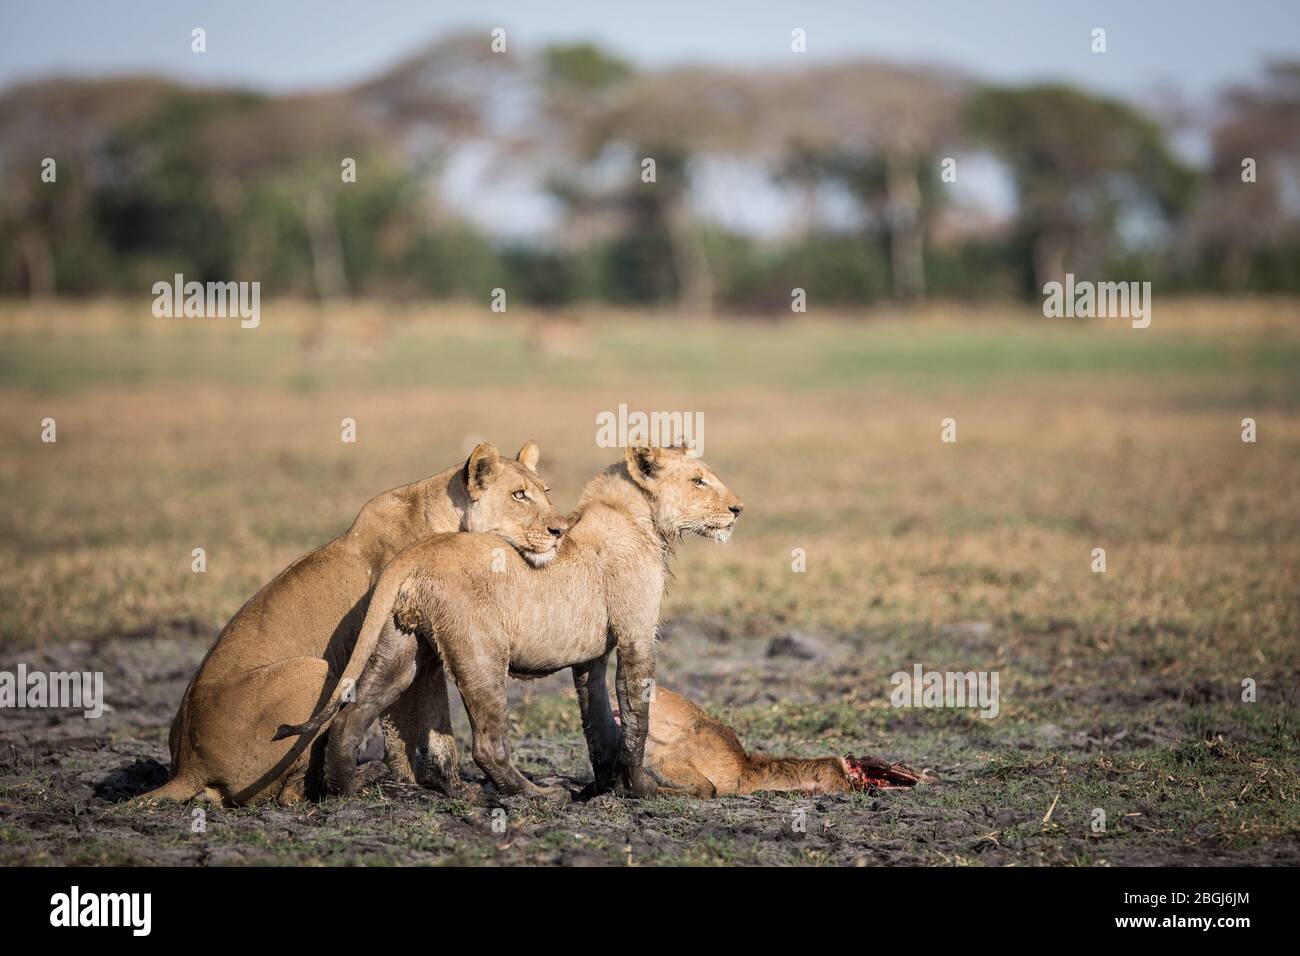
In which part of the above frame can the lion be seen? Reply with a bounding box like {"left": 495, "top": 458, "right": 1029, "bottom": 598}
{"left": 139, "top": 441, "right": 566, "bottom": 806}
{"left": 274, "top": 444, "right": 743, "bottom": 802}
{"left": 637, "top": 688, "right": 934, "bottom": 797}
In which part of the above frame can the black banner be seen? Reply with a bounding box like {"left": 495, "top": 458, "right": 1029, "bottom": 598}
{"left": 0, "top": 866, "right": 1284, "bottom": 943}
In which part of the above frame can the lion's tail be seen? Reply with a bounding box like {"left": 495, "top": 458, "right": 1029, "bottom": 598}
{"left": 271, "top": 569, "right": 405, "bottom": 742}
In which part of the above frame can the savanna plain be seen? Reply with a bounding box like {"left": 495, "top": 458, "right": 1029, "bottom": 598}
{"left": 0, "top": 297, "right": 1297, "bottom": 865}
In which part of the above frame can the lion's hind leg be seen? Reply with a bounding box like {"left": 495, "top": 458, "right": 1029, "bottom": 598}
{"left": 380, "top": 688, "right": 420, "bottom": 785}
{"left": 381, "top": 642, "right": 465, "bottom": 797}
{"left": 646, "top": 756, "right": 719, "bottom": 799}
{"left": 450, "top": 648, "right": 569, "bottom": 805}
{"left": 325, "top": 619, "right": 419, "bottom": 796}
{"left": 412, "top": 651, "right": 466, "bottom": 797}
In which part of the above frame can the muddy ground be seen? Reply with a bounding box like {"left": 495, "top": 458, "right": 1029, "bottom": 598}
{"left": 2, "top": 616, "right": 1295, "bottom": 866}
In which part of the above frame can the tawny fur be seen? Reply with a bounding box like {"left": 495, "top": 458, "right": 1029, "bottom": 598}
{"left": 642, "top": 689, "right": 854, "bottom": 797}
{"left": 138, "top": 441, "right": 562, "bottom": 806}
{"left": 279, "top": 445, "right": 744, "bottom": 803}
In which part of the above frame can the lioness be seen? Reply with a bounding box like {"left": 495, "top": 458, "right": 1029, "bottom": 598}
{"left": 276, "top": 444, "right": 743, "bottom": 802}
{"left": 141, "top": 441, "right": 566, "bottom": 806}
{"left": 639, "top": 688, "right": 933, "bottom": 797}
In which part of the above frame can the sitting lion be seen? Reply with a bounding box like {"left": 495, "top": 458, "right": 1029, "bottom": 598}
{"left": 275, "top": 444, "right": 744, "bottom": 802}
{"left": 140, "top": 441, "right": 566, "bottom": 806}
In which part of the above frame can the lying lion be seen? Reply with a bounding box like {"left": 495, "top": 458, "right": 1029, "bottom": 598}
{"left": 276, "top": 444, "right": 744, "bottom": 802}
{"left": 141, "top": 441, "right": 565, "bottom": 805}
{"left": 640, "top": 688, "right": 934, "bottom": 797}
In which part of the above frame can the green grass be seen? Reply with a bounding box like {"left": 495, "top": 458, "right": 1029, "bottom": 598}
{"left": 3, "top": 297, "right": 1299, "bottom": 395}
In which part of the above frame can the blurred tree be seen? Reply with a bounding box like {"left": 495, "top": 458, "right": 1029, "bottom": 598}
{"left": 95, "top": 86, "right": 266, "bottom": 287}
{"left": 766, "top": 63, "right": 966, "bottom": 301}
{"left": 967, "top": 84, "right": 1196, "bottom": 293}
{"left": 198, "top": 92, "right": 394, "bottom": 300}
{"left": 575, "top": 67, "right": 763, "bottom": 313}
{"left": 1190, "top": 62, "right": 1300, "bottom": 289}
{"left": 0, "top": 77, "right": 177, "bottom": 296}
{"left": 355, "top": 30, "right": 525, "bottom": 235}
{"left": 542, "top": 43, "right": 633, "bottom": 93}
{"left": 0, "top": 34, "right": 1274, "bottom": 307}
{"left": 534, "top": 42, "right": 635, "bottom": 258}
{"left": 354, "top": 31, "right": 515, "bottom": 135}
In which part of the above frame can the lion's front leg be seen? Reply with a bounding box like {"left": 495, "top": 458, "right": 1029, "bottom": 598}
{"left": 573, "top": 650, "right": 621, "bottom": 796}
{"left": 613, "top": 637, "right": 657, "bottom": 799}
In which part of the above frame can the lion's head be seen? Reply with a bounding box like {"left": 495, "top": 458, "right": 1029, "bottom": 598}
{"left": 463, "top": 441, "right": 568, "bottom": 567}
{"left": 624, "top": 444, "right": 744, "bottom": 543}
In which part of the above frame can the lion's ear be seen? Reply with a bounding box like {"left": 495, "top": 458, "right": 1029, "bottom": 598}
{"left": 465, "top": 442, "right": 502, "bottom": 500}
{"left": 516, "top": 439, "right": 541, "bottom": 473}
{"left": 625, "top": 445, "right": 665, "bottom": 490}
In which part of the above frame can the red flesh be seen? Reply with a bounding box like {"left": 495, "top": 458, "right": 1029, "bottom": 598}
{"left": 843, "top": 754, "right": 925, "bottom": 791}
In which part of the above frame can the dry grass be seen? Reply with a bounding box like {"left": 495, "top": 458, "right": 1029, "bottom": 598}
{"left": 0, "top": 296, "right": 1297, "bottom": 864}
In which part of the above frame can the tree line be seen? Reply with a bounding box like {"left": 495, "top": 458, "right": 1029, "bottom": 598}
{"left": 2, "top": 34, "right": 1298, "bottom": 311}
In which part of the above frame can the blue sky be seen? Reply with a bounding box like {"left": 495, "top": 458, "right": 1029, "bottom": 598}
{"left": 2, "top": 0, "right": 1297, "bottom": 101}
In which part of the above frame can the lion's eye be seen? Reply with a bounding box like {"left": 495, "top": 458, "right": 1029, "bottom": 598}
{"left": 692, "top": 477, "right": 708, "bottom": 487}
{"left": 512, "top": 490, "right": 528, "bottom": 501}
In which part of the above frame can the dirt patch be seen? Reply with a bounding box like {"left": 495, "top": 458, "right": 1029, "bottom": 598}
{"left": 2, "top": 622, "right": 1295, "bottom": 866}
